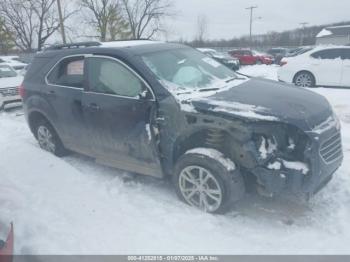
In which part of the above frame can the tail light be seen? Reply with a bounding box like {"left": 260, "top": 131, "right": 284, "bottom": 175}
{"left": 18, "top": 83, "right": 25, "bottom": 98}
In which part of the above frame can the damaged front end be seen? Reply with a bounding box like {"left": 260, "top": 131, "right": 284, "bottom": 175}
{"left": 242, "top": 120, "right": 342, "bottom": 198}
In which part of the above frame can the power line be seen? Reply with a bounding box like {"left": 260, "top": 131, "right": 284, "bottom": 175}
{"left": 299, "top": 22, "right": 309, "bottom": 45}
{"left": 246, "top": 6, "right": 258, "bottom": 48}
{"left": 57, "top": 0, "right": 66, "bottom": 44}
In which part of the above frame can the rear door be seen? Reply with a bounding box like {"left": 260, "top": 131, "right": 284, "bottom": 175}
{"left": 309, "top": 49, "right": 343, "bottom": 86}
{"left": 82, "top": 55, "right": 162, "bottom": 177}
{"left": 341, "top": 49, "right": 350, "bottom": 87}
{"left": 45, "top": 55, "right": 91, "bottom": 153}
{"left": 243, "top": 50, "right": 255, "bottom": 65}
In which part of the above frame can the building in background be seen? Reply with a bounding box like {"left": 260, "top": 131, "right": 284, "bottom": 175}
{"left": 316, "top": 25, "right": 350, "bottom": 45}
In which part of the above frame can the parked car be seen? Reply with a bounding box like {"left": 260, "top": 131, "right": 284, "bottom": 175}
{"left": 197, "top": 48, "right": 240, "bottom": 71}
{"left": 0, "top": 64, "right": 23, "bottom": 110}
{"left": 267, "top": 48, "right": 289, "bottom": 64}
{"left": 280, "top": 46, "right": 315, "bottom": 66}
{"left": 278, "top": 46, "right": 350, "bottom": 88}
{"left": 0, "top": 56, "right": 27, "bottom": 72}
{"left": 229, "top": 49, "right": 273, "bottom": 65}
{"left": 22, "top": 41, "right": 342, "bottom": 213}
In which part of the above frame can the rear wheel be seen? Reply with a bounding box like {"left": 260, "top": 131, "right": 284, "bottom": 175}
{"left": 173, "top": 150, "right": 245, "bottom": 214}
{"left": 294, "top": 71, "right": 315, "bottom": 87}
{"left": 35, "top": 119, "right": 67, "bottom": 157}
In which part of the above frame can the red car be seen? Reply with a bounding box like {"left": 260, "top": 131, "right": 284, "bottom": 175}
{"left": 229, "top": 49, "right": 273, "bottom": 65}
{"left": 0, "top": 223, "right": 13, "bottom": 262}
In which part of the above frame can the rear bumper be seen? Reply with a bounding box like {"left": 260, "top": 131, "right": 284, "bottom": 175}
{"left": 252, "top": 126, "right": 343, "bottom": 197}
{"left": 0, "top": 94, "right": 21, "bottom": 108}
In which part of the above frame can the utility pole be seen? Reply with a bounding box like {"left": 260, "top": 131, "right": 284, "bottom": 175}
{"left": 246, "top": 6, "right": 258, "bottom": 48}
{"left": 299, "top": 22, "right": 309, "bottom": 45}
{"left": 57, "top": 0, "right": 66, "bottom": 44}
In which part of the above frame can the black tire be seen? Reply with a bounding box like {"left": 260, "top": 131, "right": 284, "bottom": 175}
{"left": 34, "top": 119, "right": 67, "bottom": 157}
{"left": 173, "top": 151, "right": 245, "bottom": 214}
{"left": 293, "top": 71, "right": 316, "bottom": 88}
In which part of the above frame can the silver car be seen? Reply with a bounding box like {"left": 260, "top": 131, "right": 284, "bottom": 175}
{"left": 0, "top": 64, "right": 23, "bottom": 110}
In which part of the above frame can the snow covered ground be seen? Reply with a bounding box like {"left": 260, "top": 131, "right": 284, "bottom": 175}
{"left": 1, "top": 65, "right": 350, "bottom": 255}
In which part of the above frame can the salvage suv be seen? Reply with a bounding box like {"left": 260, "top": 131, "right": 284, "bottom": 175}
{"left": 21, "top": 41, "right": 343, "bottom": 214}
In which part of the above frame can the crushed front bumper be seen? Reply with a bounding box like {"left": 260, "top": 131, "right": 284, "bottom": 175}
{"left": 251, "top": 125, "right": 343, "bottom": 197}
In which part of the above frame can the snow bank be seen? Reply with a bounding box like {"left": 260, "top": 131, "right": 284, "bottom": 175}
{"left": 1, "top": 65, "right": 350, "bottom": 255}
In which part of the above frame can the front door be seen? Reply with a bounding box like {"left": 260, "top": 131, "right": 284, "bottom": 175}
{"left": 82, "top": 55, "right": 162, "bottom": 177}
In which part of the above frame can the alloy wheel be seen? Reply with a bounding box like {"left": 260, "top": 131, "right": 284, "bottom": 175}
{"left": 295, "top": 73, "right": 313, "bottom": 87}
{"left": 178, "top": 165, "right": 223, "bottom": 212}
{"left": 37, "top": 126, "right": 56, "bottom": 153}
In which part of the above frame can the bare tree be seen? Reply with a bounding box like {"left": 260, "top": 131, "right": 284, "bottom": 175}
{"left": 195, "top": 14, "right": 208, "bottom": 43}
{"left": 108, "top": 6, "right": 132, "bottom": 40}
{"left": 121, "top": 0, "right": 173, "bottom": 39}
{"left": 0, "top": 0, "right": 74, "bottom": 51}
{"left": 80, "top": 0, "right": 130, "bottom": 41}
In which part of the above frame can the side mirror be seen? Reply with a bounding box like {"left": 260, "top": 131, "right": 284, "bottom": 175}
{"left": 138, "top": 89, "right": 150, "bottom": 100}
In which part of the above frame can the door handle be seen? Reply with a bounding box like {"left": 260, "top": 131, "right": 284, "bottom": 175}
{"left": 87, "top": 103, "right": 100, "bottom": 112}
{"left": 47, "top": 90, "right": 56, "bottom": 96}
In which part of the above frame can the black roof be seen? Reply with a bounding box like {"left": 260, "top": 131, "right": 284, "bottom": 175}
{"left": 39, "top": 41, "right": 186, "bottom": 57}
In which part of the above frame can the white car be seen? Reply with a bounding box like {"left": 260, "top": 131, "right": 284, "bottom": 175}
{"left": 278, "top": 46, "right": 350, "bottom": 88}
{"left": 0, "top": 64, "right": 23, "bottom": 110}
{"left": 0, "top": 55, "right": 28, "bottom": 72}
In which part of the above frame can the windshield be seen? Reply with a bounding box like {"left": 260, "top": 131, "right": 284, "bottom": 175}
{"left": 141, "top": 48, "right": 236, "bottom": 90}
{"left": 0, "top": 65, "right": 17, "bottom": 78}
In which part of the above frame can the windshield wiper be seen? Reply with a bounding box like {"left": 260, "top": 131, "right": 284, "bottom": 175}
{"left": 225, "top": 77, "right": 238, "bottom": 83}
{"left": 198, "top": 88, "right": 220, "bottom": 92}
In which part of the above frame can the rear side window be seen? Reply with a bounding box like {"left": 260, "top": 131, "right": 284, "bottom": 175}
{"left": 311, "top": 49, "right": 342, "bottom": 60}
{"left": 341, "top": 49, "right": 350, "bottom": 60}
{"left": 87, "top": 57, "right": 144, "bottom": 98}
{"left": 47, "top": 56, "right": 85, "bottom": 88}
{"left": 230, "top": 50, "right": 241, "bottom": 55}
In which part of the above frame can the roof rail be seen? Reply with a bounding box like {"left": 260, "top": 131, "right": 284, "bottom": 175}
{"left": 44, "top": 41, "right": 101, "bottom": 51}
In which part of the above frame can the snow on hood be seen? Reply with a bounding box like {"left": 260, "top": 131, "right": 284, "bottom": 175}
{"left": 193, "top": 78, "right": 333, "bottom": 129}
{"left": 197, "top": 98, "right": 279, "bottom": 121}
{"left": 0, "top": 76, "right": 23, "bottom": 89}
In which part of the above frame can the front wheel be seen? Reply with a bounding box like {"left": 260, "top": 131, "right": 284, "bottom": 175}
{"left": 35, "top": 119, "right": 67, "bottom": 157}
{"left": 294, "top": 71, "right": 315, "bottom": 87}
{"left": 173, "top": 149, "right": 245, "bottom": 214}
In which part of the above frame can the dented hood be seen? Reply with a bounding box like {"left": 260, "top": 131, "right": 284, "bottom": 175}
{"left": 192, "top": 78, "right": 333, "bottom": 130}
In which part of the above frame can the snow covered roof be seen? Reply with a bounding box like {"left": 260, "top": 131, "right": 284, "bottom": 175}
{"left": 317, "top": 25, "right": 350, "bottom": 38}
{"left": 316, "top": 29, "right": 333, "bottom": 38}
{"left": 197, "top": 48, "right": 217, "bottom": 53}
{"left": 99, "top": 40, "right": 161, "bottom": 48}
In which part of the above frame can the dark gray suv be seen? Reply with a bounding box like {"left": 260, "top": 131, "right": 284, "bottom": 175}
{"left": 21, "top": 41, "right": 343, "bottom": 214}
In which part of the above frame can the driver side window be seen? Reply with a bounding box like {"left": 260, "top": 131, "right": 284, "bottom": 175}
{"left": 87, "top": 57, "right": 144, "bottom": 98}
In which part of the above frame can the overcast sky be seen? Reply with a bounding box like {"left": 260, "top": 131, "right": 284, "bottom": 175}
{"left": 163, "top": 0, "right": 350, "bottom": 41}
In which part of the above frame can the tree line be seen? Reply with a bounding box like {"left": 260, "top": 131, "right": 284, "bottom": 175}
{"left": 0, "top": 0, "right": 173, "bottom": 54}
{"left": 187, "top": 20, "right": 350, "bottom": 49}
